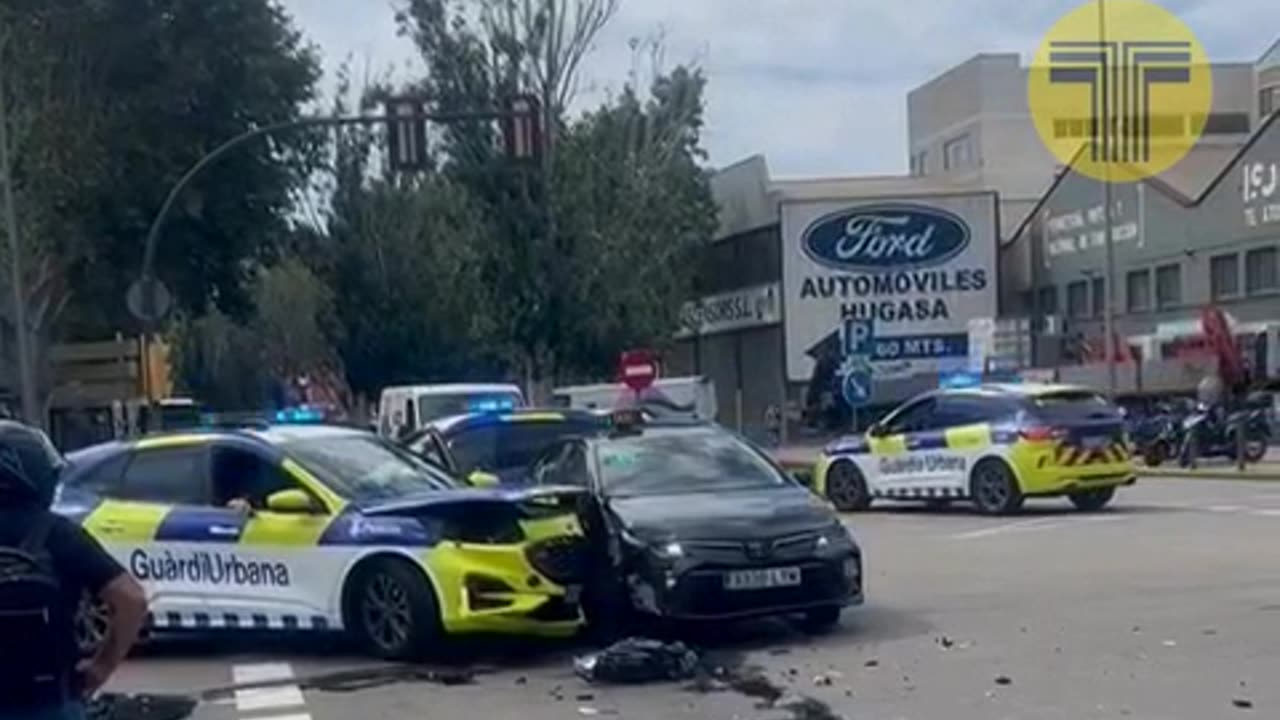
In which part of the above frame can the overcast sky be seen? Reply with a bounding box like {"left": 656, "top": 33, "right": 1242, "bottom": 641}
{"left": 280, "top": 0, "right": 1277, "bottom": 178}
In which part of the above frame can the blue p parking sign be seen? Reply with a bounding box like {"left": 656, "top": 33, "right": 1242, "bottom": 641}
{"left": 839, "top": 318, "right": 875, "bottom": 408}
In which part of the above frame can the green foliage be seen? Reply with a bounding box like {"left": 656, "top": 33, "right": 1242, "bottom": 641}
{"left": 1, "top": 0, "right": 322, "bottom": 341}
{"left": 322, "top": 0, "right": 717, "bottom": 391}
{"left": 170, "top": 256, "right": 340, "bottom": 410}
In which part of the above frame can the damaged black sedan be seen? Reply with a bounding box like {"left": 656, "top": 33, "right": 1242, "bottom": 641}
{"left": 529, "top": 411, "right": 863, "bottom": 632}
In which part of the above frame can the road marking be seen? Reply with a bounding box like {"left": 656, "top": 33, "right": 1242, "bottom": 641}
{"left": 242, "top": 715, "right": 312, "bottom": 720}
{"left": 1250, "top": 509, "right": 1280, "bottom": 517}
{"left": 233, "top": 663, "right": 305, "bottom": 713}
{"left": 1207, "top": 505, "right": 1245, "bottom": 513}
{"left": 951, "top": 517, "right": 1065, "bottom": 540}
{"left": 950, "top": 514, "right": 1123, "bottom": 540}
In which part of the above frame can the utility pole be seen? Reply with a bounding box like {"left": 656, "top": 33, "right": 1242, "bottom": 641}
{"left": 1098, "top": 0, "right": 1119, "bottom": 396}
{"left": 0, "top": 39, "right": 37, "bottom": 425}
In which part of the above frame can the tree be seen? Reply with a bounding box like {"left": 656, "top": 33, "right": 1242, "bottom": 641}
{"left": 170, "top": 256, "right": 343, "bottom": 411}
{"left": 388, "top": 0, "right": 716, "bottom": 388}
{"left": 0, "top": 0, "right": 320, "bottom": 421}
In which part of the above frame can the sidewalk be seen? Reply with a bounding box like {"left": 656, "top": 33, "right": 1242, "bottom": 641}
{"left": 1140, "top": 462, "right": 1280, "bottom": 481}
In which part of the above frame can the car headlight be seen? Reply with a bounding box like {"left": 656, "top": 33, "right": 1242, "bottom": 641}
{"left": 816, "top": 522, "right": 851, "bottom": 550}
{"left": 655, "top": 541, "right": 685, "bottom": 559}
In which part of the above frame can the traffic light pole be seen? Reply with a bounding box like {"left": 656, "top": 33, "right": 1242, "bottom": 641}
{"left": 137, "top": 102, "right": 542, "bottom": 418}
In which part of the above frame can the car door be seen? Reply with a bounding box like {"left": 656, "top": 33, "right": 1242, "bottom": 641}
{"left": 865, "top": 397, "right": 939, "bottom": 495}
{"left": 207, "top": 440, "right": 339, "bottom": 628}
{"left": 927, "top": 394, "right": 1008, "bottom": 493}
{"left": 79, "top": 438, "right": 219, "bottom": 626}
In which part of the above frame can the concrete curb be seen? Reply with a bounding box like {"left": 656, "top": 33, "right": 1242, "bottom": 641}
{"left": 1139, "top": 467, "right": 1280, "bottom": 481}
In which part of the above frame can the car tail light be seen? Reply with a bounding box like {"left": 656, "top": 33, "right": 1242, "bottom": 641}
{"left": 1020, "top": 425, "right": 1065, "bottom": 442}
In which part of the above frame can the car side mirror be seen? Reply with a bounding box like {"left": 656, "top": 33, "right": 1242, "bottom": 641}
{"left": 266, "top": 489, "right": 320, "bottom": 514}
{"left": 468, "top": 470, "right": 501, "bottom": 488}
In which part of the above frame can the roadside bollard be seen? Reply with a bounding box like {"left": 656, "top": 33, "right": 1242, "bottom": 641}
{"left": 1237, "top": 414, "right": 1247, "bottom": 472}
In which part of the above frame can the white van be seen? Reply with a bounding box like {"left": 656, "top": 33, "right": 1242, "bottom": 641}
{"left": 551, "top": 376, "right": 718, "bottom": 421}
{"left": 377, "top": 383, "right": 525, "bottom": 440}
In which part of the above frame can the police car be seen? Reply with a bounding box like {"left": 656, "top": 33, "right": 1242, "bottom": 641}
{"left": 406, "top": 408, "right": 608, "bottom": 486}
{"left": 53, "top": 421, "right": 587, "bottom": 659}
{"left": 813, "top": 384, "right": 1136, "bottom": 515}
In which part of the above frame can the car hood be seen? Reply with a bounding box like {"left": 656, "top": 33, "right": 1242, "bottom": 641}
{"left": 608, "top": 486, "right": 835, "bottom": 541}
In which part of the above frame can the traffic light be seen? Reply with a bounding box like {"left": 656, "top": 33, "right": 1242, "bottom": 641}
{"left": 502, "top": 94, "right": 542, "bottom": 163}
{"left": 385, "top": 97, "right": 429, "bottom": 172}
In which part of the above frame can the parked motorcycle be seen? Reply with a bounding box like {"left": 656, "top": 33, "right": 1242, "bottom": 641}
{"left": 1178, "top": 404, "right": 1271, "bottom": 467}
{"left": 1135, "top": 414, "right": 1183, "bottom": 468}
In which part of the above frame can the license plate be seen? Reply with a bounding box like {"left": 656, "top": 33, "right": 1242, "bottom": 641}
{"left": 724, "top": 567, "right": 802, "bottom": 591}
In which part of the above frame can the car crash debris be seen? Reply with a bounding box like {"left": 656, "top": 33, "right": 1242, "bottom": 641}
{"left": 87, "top": 693, "right": 198, "bottom": 720}
{"left": 574, "top": 638, "right": 700, "bottom": 684}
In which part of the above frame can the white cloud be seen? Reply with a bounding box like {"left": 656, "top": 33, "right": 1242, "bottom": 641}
{"left": 278, "top": 0, "right": 1278, "bottom": 177}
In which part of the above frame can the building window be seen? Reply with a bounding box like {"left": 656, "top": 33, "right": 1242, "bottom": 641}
{"left": 1091, "top": 277, "right": 1105, "bottom": 318}
{"left": 1156, "top": 263, "right": 1182, "bottom": 308}
{"left": 943, "top": 134, "right": 973, "bottom": 171}
{"left": 1126, "top": 269, "right": 1151, "bottom": 312}
{"left": 1067, "top": 280, "right": 1090, "bottom": 319}
{"left": 1199, "top": 112, "right": 1251, "bottom": 135}
{"left": 909, "top": 151, "right": 928, "bottom": 176}
{"left": 1038, "top": 285, "right": 1058, "bottom": 315}
{"left": 1210, "top": 253, "right": 1239, "bottom": 300}
{"left": 1263, "top": 87, "right": 1280, "bottom": 118}
{"left": 1246, "top": 247, "right": 1279, "bottom": 294}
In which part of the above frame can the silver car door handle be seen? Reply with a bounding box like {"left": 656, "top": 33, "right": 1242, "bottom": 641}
{"left": 208, "top": 525, "right": 242, "bottom": 538}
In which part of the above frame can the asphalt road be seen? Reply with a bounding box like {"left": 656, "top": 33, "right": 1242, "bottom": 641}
{"left": 104, "top": 477, "right": 1280, "bottom": 720}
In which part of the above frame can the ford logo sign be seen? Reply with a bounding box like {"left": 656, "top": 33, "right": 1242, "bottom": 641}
{"left": 801, "top": 203, "right": 971, "bottom": 272}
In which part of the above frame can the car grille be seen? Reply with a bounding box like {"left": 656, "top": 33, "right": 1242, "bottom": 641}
{"left": 525, "top": 537, "right": 589, "bottom": 585}
{"left": 667, "top": 559, "right": 853, "bottom": 616}
{"left": 683, "top": 531, "right": 821, "bottom": 563}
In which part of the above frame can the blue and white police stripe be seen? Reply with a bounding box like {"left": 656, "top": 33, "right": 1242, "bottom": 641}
{"left": 146, "top": 611, "right": 332, "bottom": 631}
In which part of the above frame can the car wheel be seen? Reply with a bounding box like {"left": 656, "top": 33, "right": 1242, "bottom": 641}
{"left": 798, "top": 605, "right": 842, "bottom": 634}
{"left": 1142, "top": 441, "right": 1168, "bottom": 468}
{"left": 349, "top": 559, "right": 440, "bottom": 660}
{"left": 1244, "top": 435, "right": 1268, "bottom": 463}
{"left": 825, "top": 461, "right": 872, "bottom": 512}
{"left": 74, "top": 593, "right": 110, "bottom": 656}
{"left": 969, "top": 459, "right": 1024, "bottom": 516}
{"left": 1069, "top": 487, "right": 1115, "bottom": 512}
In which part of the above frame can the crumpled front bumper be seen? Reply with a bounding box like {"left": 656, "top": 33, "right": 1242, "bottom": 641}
{"left": 624, "top": 548, "right": 863, "bottom": 621}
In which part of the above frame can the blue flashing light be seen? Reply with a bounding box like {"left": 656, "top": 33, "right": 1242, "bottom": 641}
{"left": 939, "top": 372, "right": 982, "bottom": 390}
{"left": 274, "top": 406, "right": 325, "bottom": 424}
{"left": 468, "top": 396, "right": 517, "bottom": 414}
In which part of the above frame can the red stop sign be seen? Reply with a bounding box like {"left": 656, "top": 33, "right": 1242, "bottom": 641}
{"left": 619, "top": 349, "right": 659, "bottom": 392}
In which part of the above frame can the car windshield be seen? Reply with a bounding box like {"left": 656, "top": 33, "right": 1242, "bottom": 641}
{"left": 417, "top": 393, "right": 521, "bottom": 425}
{"left": 595, "top": 428, "right": 788, "bottom": 497}
{"left": 284, "top": 434, "right": 456, "bottom": 501}
{"left": 1030, "top": 390, "right": 1120, "bottom": 422}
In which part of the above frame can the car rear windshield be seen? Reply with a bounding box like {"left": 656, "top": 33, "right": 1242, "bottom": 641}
{"left": 595, "top": 428, "right": 788, "bottom": 497}
{"left": 417, "top": 393, "right": 522, "bottom": 424}
{"left": 1028, "top": 391, "right": 1119, "bottom": 423}
{"left": 285, "top": 434, "right": 456, "bottom": 501}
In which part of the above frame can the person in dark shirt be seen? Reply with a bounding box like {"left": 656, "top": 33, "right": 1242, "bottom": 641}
{"left": 0, "top": 421, "right": 148, "bottom": 720}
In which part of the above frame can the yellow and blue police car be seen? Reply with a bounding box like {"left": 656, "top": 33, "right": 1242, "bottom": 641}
{"left": 54, "top": 418, "right": 587, "bottom": 659}
{"left": 812, "top": 383, "right": 1136, "bottom": 515}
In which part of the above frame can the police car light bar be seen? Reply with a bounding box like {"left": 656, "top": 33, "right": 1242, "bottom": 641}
{"left": 469, "top": 396, "right": 517, "bottom": 414}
